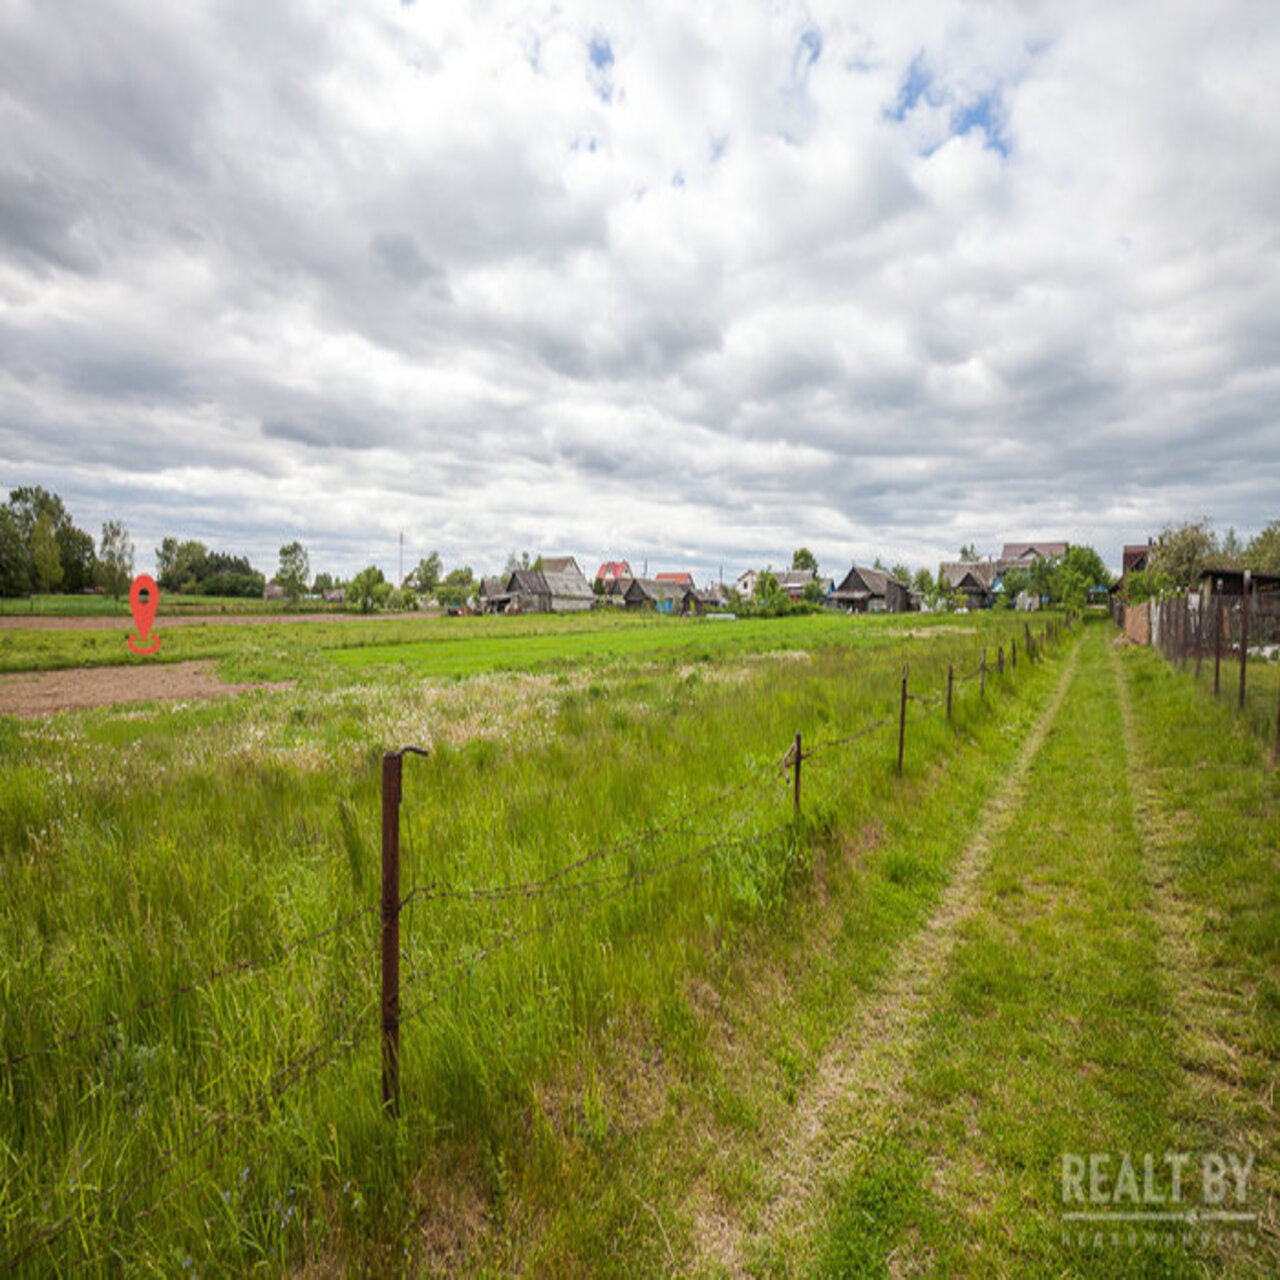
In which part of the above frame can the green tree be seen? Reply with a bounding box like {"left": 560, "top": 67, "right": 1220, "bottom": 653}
{"left": 958, "top": 543, "right": 978, "bottom": 561}
{"left": 0, "top": 506, "right": 28, "bottom": 596}
{"left": 407, "top": 552, "right": 442, "bottom": 595}
{"left": 312, "top": 572, "right": 335, "bottom": 596}
{"left": 7, "top": 486, "right": 94, "bottom": 592}
{"left": 32, "top": 513, "right": 63, "bottom": 593}
{"left": 802, "top": 578, "right": 825, "bottom": 605}
{"left": 276, "top": 541, "right": 310, "bottom": 604}
{"left": 436, "top": 566, "right": 475, "bottom": 607}
{"left": 791, "top": 547, "right": 818, "bottom": 573}
{"left": 349, "top": 565, "right": 386, "bottom": 613}
{"left": 97, "top": 520, "right": 134, "bottom": 600}
{"left": 1147, "top": 519, "right": 1218, "bottom": 591}
{"left": 386, "top": 586, "right": 418, "bottom": 612}
{"left": 1028, "top": 554, "right": 1057, "bottom": 601}
{"left": 1056, "top": 544, "right": 1110, "bottom": 598}
{"left": 1122, "top": 568, "right": 1164, "bottom": 605}
{"left": 912, "top": 567, "right": 935, "bottom": 600}
{"left": 1000, "top": 566, "right": 1031, "bottom": 605}
{"left": 1219, "top": 527, "right": 1244, "bottom": 568}
{"left": 154, "top": 536, "right": 180, "bottom": 587}
{"left": 751, "top": 569, "right": 788, "bottom": 617}
{"left": 1246, "top": 519, "right": 1280, "bottom": 573}
{"left": 1056, "top": 566, "right": 1090, "bottom": 612}
{"left": 8, "top": 486, "right": 67, "bottom": 548}
{"left": 890, "top": 562, "right": 911, "bottom": 585}
{"left": 155, "top": 539, "right": 209, "bottom": 592}
{"left": 504, "top": 551, "right": 533, "bottom": 574}
{"left": 56, "top": 524, "right": 97, "bottom": 593}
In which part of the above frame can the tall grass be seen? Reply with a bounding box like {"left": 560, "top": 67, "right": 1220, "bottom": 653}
{"left": 1151, "top": 625, "right": 1280, "bottom": 754}
{"left": 0, "top": 611, "right": 1063, "bottom": 1272}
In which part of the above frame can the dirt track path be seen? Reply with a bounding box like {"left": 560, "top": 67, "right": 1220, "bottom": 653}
{"left": 0, "top": 661, "right": 293, "bottom": 717}
{"left": 695, "top": 639, "right": 1083, "bottom": 1272}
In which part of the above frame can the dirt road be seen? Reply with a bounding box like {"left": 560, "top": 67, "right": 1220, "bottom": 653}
{"left": 0, "top": 661, "right": 293, "bottom": 717}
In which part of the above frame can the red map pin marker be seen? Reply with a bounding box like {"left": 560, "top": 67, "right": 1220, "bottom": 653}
{"left": 128, "top": 574, "right": 161, "bottom": 656}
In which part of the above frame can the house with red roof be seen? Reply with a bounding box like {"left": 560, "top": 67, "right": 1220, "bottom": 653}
{"left": 595, "top": 560, "right": 632, "bottom": 584}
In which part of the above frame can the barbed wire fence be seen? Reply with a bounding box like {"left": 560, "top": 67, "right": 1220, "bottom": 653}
{"left": 1, "top": 615, "right": 1076, "bottom": 1272}
{"left": 1144, "top": 580, "right": 1280, "bottom": 755}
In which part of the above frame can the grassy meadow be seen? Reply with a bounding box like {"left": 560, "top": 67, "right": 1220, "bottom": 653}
{"left": 0, "top": 607, "right": 1050, "bottom": 1273}
{"left": 3, "top": 609, "right": 1274, "bottom": 1275}
{"left": 1180, "top": 645, "right": 1280, "bottom": 755}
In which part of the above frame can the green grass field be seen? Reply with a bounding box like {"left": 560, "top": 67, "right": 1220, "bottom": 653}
{"left": 0, "top": 593, "right": 355, "bottom": 617}
{"left": 1178, "top": 645, "right": 1280, "bottom": 754}
{"left": 0, "top": 606, "right": 1021, "bottom": 679}
{"left": 1, "top": 612, "right": 1274, "bottom": 1275}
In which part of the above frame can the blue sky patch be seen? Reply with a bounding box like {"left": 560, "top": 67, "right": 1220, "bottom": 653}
{"left": 709, "top": 134, "right": 729, "bottom": 163}
{"left": 588, "top": 35, "right": 613, "bottom": 70}
{"left": 587, "top": 33, "right": 614, "bottom": 102}
{"left": 671, "top": 169, "right": 685, "bottom": 189}
{"left": 952, "top": 92, "right": 1010, "bottom": 156}
{"left": 888, "top": 52, "right": 934, "bottom": 121}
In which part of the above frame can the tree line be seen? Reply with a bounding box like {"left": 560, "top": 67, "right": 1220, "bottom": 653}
{"left": 1121, "top": 517, "right": 1280, "bottom": 602}
{"left": 0, "top": 487, "right": 134, "bottom": 599}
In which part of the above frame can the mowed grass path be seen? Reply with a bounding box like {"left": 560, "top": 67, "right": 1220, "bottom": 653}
{"left": 800, "top": 626, "right": 1277, "bottom": 1275}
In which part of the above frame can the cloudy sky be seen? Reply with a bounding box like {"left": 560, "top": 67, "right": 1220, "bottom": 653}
{"left": 2, "top": 0, "right": 1278, "bottom": 584}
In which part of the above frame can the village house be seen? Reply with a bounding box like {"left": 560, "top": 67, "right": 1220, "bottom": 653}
{"left": 939, "top": 540, "right": 1070, "bottom": 609}
{"left": 1115, "top": 541, "right": 1152, "bottom": 599}
{"left": 595, "top": 560, "right": 631, "bottom": 585}
{"left": 479, "top": 555, "right": 595, "bottom": 614}
{"left": 774, "top": 568, "right": 821, "bottom": 602}
{"left": 734, "top": 567, "right": 829, "bottom": 603}
{"left": 939, "top": 560, "right": 1000, "bottom": 609}
{"left": 476, "top": 576, "right": 507, "bottom": 610}
{"left": 1000, "top": 541, "right": 1068, "bottom": 566}
{"left": 831, "top": 565, "right": 913, "bottom": 613}
{"left": 623, "top": 577, "right": 704, "bottom": 616}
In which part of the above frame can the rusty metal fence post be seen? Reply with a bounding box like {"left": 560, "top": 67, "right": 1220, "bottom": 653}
{"left": 897, "top": 667, "right": 908, "bottom": 776}
{"left": 1012, "top": 638, "right": 1017, "bottom": 669}
{"left": 1195, "top": 596, "right": 1203, "bottom": 681}
{"left": 998, "top": 646, "right": 1004, "bottom": 676}
{"left": 1239, "top": 570, "right": 1251, "bottom": 712}
{"left": 946, "top": 664, "right": 953, "bottom": 721}
{"left": 793, "top": 732, "right": 802, "bottom": 820}
{"left": 1274, "top": 676, "right": 1280, "bottom": 765}
{"left": 980, "top": 648, "right": 986, "bottom": 697}
{"left": 1274, "top": 677, "right": 1280, "bottom": 766}
{"left": 1214, "top": 597, "right": 1224, "bottom": 697}
{"left": 381, "top": 751, "right": 402, "bottom": 1115}
{"left": 380, "top": 745, "right": 430, "bottom": 1117}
